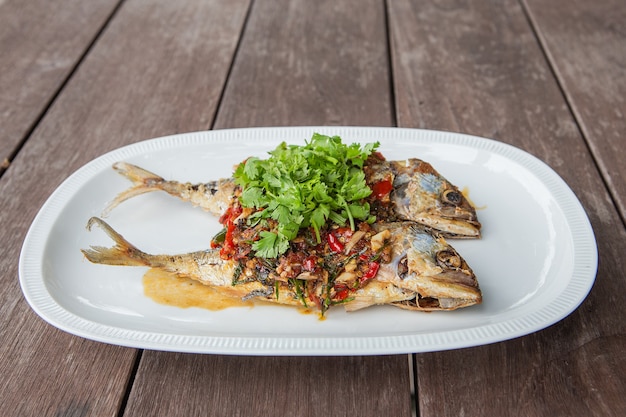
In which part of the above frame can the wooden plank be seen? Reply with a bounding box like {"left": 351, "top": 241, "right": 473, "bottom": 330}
{"left": 0, "top": 325, "right": 137, "bottom": 416}
{"left": 125, "top": 353, "right": 411, "bottom": 417}
{"left": 0, "top": 0, "right": 249, "bottom": 415}
{"left": 213, "top": 0, "right": 393, "bottom": 128}
{"left": 523, "top": 0, "right": 626, "bottom": 226}
{"left": 388, "top": 0, "right": 626, "bottom": 416}
{"left": 0, "top": 0, "right": 120, "bottom": 170}
{"left": 123, "top": 1, "right": 410, "bottom": 417}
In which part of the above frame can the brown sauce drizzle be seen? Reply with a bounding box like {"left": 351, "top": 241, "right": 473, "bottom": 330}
{"left": 142, "top": 268, "right": 254, "bottom": 311}
{"left": 142, "top": 268, "right": 319, "bottom": 317}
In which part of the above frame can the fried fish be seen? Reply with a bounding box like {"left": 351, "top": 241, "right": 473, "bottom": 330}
{"left": 103, "top": 156, "right": 481, "bottom": 238}
{"left": 81, "top": 217, "right": 480, "bottom": 315}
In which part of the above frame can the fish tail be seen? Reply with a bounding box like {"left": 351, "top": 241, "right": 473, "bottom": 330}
{"left": 81, "top": 217, "right": 154, "bottom": 267}
{"left": 102, "top": 162, "right": 168, "bottom": 216}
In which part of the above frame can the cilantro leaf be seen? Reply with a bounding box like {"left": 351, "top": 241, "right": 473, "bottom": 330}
{"left": 252, "top": 231, "right": 290, "bottom": 259}
{"left": 233, "top": 133, "right": 379, "bottom": 258}
{"left": 239, "top": 186, "right": 265, "bottom": 207}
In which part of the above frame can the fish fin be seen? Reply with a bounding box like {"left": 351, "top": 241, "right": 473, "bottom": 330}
{"left": 112, "top": 161, "right": 164, "bottom": 184}
{"left": 81, "top": 217, "right": 152, "bottom": 267}
{"left": 102, "top": 162, "right": 165, "bottom": 216}
{"left": 102, "top": 186, "right": 160, "bottom": 217}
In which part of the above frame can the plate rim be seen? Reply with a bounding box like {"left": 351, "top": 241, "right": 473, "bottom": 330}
{"left": 18, "top": 126, "right": 598, "bottom": 355}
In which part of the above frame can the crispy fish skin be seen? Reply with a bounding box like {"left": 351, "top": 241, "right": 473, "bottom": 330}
{"left": 83, "top": 218, "right": 242, "bottom": 287}
{"left": 390, "top": 159, "right": 481, "bottom": 238}
{"left": 104, "top": 160, "right": 481, "bottom": 238}
{"left": 102, "top": 162, "right": 236, "bottom": 217}
{"left": 82, "top": 217, "right": 299, "bottom": 306}
{"left": 81, "top": 218, "right": 481, "bottom": 313}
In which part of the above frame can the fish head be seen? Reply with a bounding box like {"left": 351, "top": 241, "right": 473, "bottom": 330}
{"left": 375, "top": 222, "right": 482, "bottom": 310}
{"left": 390, "top": 159, "right": 481, "bottom": 238}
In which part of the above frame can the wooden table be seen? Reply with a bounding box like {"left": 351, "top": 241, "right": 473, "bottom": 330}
{"left": 1, "top": 0, "right": 625, "bottom": 415}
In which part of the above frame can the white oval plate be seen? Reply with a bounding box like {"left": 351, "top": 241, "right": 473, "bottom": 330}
{"left": 19, "top": 127, "right": 597, "bottom": 355}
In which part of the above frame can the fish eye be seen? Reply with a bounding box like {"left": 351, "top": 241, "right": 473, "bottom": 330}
{"left": 436, "top": 250, "right": 462, "bottom": 269}
{"left": 442, "top": 189, "right": 462, "bottom": 206}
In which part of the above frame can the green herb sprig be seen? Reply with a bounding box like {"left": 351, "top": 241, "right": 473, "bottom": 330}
{"left": 233, "top": 133, "right": 379, "bottom": 258}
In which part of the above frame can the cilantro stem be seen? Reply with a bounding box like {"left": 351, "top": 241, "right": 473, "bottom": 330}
{"left": 313, "top": 224, "right": 321, "bottom": 244}
{"left": 341, "top": 198, "right": 355, "bottom": 231}
{"left": 290, "top": 278, "right": 308, "bottom": 307}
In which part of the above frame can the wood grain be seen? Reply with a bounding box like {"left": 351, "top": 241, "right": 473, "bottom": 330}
{"left": 5, "top": 0, "right": 623, "bottom": 415}
{"left": 214, "top": 0, "right": 393, "bottom": 128}
{"left": 0, "top": 0, "right": 249, "bottom": 415}
{"left": 0, "top": 0, "right": 120, "bottom": 170}
{"left": 124, "top": 1, "right": 410, "bottom": 417}
{"left": 388, "top": 0, "right": 626, "bottom": 415}
{"left": 124, "top": 353, "right": 411, "bottom": 417}
{"left": 523, "top": 0, "right": 626, "bottom": 225}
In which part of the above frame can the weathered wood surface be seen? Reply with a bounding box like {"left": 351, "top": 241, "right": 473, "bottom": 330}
{"left": 389, "top": 0, "right": 626, "bottom": 415}
{"left": 0, "top": 0, "right": 249, "bottom": 415}
{"left": 124, "top": 1, "right": 411, "bottom": 416}
{"left": 2, "top": 0, "right": 625, "bottom": 415}
{"left": 124, "top": 353, "right": 411, "bottom": 417}
{"left": 214, "top": 0, "right": 393, "bottom": 128}
{"left": 0, "top": 0, "right": 120, "bottom": 171}
{"left": 524, "top": 0, "right": 626, "bottom": 225}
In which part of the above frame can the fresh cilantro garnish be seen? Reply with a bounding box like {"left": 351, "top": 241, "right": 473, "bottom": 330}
{"left": 234, "top": 133, "right": 379, "bottom": 258}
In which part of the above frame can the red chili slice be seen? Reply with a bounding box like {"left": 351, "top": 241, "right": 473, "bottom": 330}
{"left": 219, "top": 205, "right": 243, "bottom": 225}
{"left": 327, "top": 232, "right": 344, "bottom": 253}
{"left": 372, "top": 179, "right": 393, "bottom": 199}
{"left": 218, "top": 205, "right": 243, "bottom": 259}
{"left": 303, "top": 255, "right": 317, "bottom": 271}
{"left": 360, "top": 262, "right": 380, "bottom": 283}
{"left": 334, "top": 283, "right": 350, "bottom": 301}
{"left": 219, "top": 220, "right": 237, "bottom": 259}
